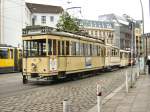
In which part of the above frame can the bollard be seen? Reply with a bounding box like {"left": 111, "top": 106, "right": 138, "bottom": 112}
{"left": 133, "top": 69, "right": 135, "bottom": 84}
{"left": 97, "top": 84, "right": 102, "bottom": 112}
{"left": 146, "top": 65, "right": 149, "bottom": 76}
{"left": 130, "top": 68, "right": 133, "bottom": 88}
{"left": 125, "top": 70, "right": 128, "bottom": 93}
{"left": 137, "top": 66, "right": 140, "bottom": 78}
{"left": 63, "top": 99, "right": 69, "bottom": 112}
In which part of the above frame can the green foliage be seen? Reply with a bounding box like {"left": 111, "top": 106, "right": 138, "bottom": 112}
{"left": 56, "top": 12, "right": 79, "bottom": 32}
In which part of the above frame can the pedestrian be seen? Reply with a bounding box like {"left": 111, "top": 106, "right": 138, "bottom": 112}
{"left": 146, "top": 56, "right": 150, "bottom": 74}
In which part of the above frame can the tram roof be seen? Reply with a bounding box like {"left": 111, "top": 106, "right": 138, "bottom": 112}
{"left": 105, "top": 44, "right": 120, "bottom": 49}
{"left": 22, "top": 26, "right": 104, "bottom": 44}
{"left": 120, "top": 49, "right": 130, "bottom": 52}
{"left": 0, "top": 44, "right": 15, "bottom": 48}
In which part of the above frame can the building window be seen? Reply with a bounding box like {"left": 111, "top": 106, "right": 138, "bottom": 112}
{"left": 41, "top": 16, "right": 46, "bottom": 24}
{"left": 91, "top": 30, "right": 93, "bottom": 36}
{"left": 50, "top": 16, "right": 54, "bottom": 22}
{"left": 95, "top": 31, "right": 97, "bottom": 36}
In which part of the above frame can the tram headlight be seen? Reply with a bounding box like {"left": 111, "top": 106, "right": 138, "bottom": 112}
{"left": 43, "top": 69, "right": 46, "bottom": 72}
{"left": 24, "top": 69, "right": 26, "bottom": 71}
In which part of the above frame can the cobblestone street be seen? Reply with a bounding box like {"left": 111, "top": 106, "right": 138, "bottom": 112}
{"left": 0, "top": 68, "right": 129, "bottom": 112}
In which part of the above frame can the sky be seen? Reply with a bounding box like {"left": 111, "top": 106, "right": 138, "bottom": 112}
{"left": 26, "top": 0, "right": 150, "bottom": 33}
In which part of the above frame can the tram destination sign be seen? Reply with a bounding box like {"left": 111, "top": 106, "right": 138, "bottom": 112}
{"left": 22, "top": 26, "right": 54, "bottom": 36}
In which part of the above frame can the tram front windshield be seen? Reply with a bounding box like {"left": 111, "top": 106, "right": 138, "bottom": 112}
{"left": 23, "top": 39, "right": 46, "bottom": 57}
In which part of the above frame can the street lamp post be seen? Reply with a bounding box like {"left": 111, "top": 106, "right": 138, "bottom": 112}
{"left": 139, "top": 0, "right": 146, "bottom": 73}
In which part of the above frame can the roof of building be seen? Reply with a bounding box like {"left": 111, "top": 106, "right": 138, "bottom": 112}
{"left": 98, "top": 13, "right": 129, "bottom": 25}
{"left": 26, "top": 3, "right": 64, "bottom": 14}
{"left": 78, "top": 19, "right": 114, "bottom": 29}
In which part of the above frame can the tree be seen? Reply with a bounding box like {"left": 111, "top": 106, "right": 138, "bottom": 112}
{"left": 56, "top": 12, "right": 79, "bottom": 32}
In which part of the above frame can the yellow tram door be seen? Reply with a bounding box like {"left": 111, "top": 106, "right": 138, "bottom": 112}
{"left": 48, "top": 39, "right": 58, "bottom": 75}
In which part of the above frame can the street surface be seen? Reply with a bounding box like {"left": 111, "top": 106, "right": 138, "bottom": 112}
{"left": 0, "top": 68, "right": 130, "bottom": 112}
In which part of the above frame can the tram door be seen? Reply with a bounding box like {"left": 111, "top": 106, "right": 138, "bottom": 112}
{"left": 14, "top": 48, "right": 18, "bottom": 71}
{"left": 105, "top": 48, "right": 111, "bottom": 67}
{"left": 57, "top": 40, "right": 67, "bottom": 73}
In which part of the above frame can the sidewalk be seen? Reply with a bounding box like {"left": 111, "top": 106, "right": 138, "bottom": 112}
{"left": 89, "top": 74, "right": 150, "bottom": 112}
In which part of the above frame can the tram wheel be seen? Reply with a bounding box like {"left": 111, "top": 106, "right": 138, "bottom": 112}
{"left": 23, "top": 75, "right": 28, "bottom": 84}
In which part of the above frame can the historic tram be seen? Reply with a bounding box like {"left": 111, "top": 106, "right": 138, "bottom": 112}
{"left": 0, "top": 44, "right": 22, "bottom": 73}
{"left": 22, "top": 26, "right": 131, "bottom": 83}
{"left": 22, "top": 26, "right": 106, "bottom": 83}
{"left": 120, "top": 50, "right": 130, "bottom": 67}
{"left": 105, "top": 44, "right": 120, "bottom": 69}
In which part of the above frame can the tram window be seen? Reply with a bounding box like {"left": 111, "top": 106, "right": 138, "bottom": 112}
{"left": 71, "top": 42, "right": 76, "bottom": 56}
{"left": 94, "top": 45, "right": 98, "bottom": 56}
{"left": 53, "top": 40, "right": 56, "bottom": 55}
{"left": 61, "top": 41, "right": 65, "bottom": 55}
{"left": 30, "top": 41, "right": 36, "bottom": 56}
{"left": 83, "top": 43, "right": 85, "bottom": 56}
{"left": 76, "top": 42, "right": 80, "bottom": 55}
{"left": 99, "top": 47, "right": 101, "bottom": 56}
{"left": 85, "top": 44, "right": 88, "bottom": 56}
{"left": 80, "top": 43, "right": 84, "bottom": 56}
{"left": 10, "top": 49, "right": 13, "bottom": 59}
{"left": 106, "top": 49, "right": 108, "bottom": 57}
{"left": 58, "top": 41, "right": 61, "bottom": 55}
{"left": 0, "top": 49, "right": 8, "bottom": 59}
{"left": 92, "top": 45, "right": 94, "bottom": 56}
{"left": 97, "top": 46, "right": 99, "bottom": 56}
{"left": 23, "top": 41, "right": 28, "bottom": 57}
{"left": 90, "top": 44, "right": 92, "bottom": 56}
{"left": 113, "top": 49, "right": 114, "bottom": 56}
{"left": 38, "top": 41, "right": 46, "bottom": 56}
{"left": 66, "top": 41, "right": 70, "bottom": 55}
{"left": 101, "top": 49, "right": 103, "bottom": 57}
{"left": 116, "top": 50, "right": 118, "bottom": 56}
{"left": 48, "top": 40, "right": 52, "bottom": 55}
{"left": 120, "top": 52, "right": 123, "bottom": 58}
{"left": 87, "top": 44, "right": 90, "bottom": 56}
{"left": 23, "top": 39, "right": 46, "bottom": 57}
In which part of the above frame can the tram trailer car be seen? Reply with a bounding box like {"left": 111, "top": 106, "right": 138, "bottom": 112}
{"left": 120, "top": 50, "right": 130, "bottom": 67}
{"left": 22, "top": 26, "right": 106, "bottom": 83}
{"left": 105, "top": 44, "right": 120, "bottom": 70}
{"left": 0, "top": 44, "right": 22, "bottom": 73}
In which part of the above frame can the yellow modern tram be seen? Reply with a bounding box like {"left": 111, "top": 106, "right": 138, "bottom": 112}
{"left": 0, "top": 44, "right": 22, "bottom": 73}
{"left": 22, "top": 26, "right": 106, "bottom": 83}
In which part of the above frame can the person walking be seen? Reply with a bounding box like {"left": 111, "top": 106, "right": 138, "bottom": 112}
{"left": 146, "top": 56, "right": 150, "bottom": 74}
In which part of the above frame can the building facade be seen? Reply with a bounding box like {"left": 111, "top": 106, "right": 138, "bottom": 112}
{"left": 0, "top": 1, "right": 64, "bottom": 46}
{"left": 134, "top": 21, "right": 143, "bottom": 56}
{"left": 78, "top": 19, "right": 115, "bottom": 45}
{"left": 143, "top": 33, "right": 150, "bottom": 58}
{"left": 98, "top": 13, "right": 131, "bottom": 50}
{"left": 26, "top": 3, "right": 63, "bottom": 28}
{"left": 0, "top": 0, "right": 24, "bottom": 46}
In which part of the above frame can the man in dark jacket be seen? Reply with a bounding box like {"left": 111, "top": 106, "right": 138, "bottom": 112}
{"left": 146, "top": 56, "right": 150, "bottom": 74}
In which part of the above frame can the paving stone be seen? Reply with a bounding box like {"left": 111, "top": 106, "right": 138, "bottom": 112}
{"left": 0, "top": 68, "right": 130, "bottom": 112}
